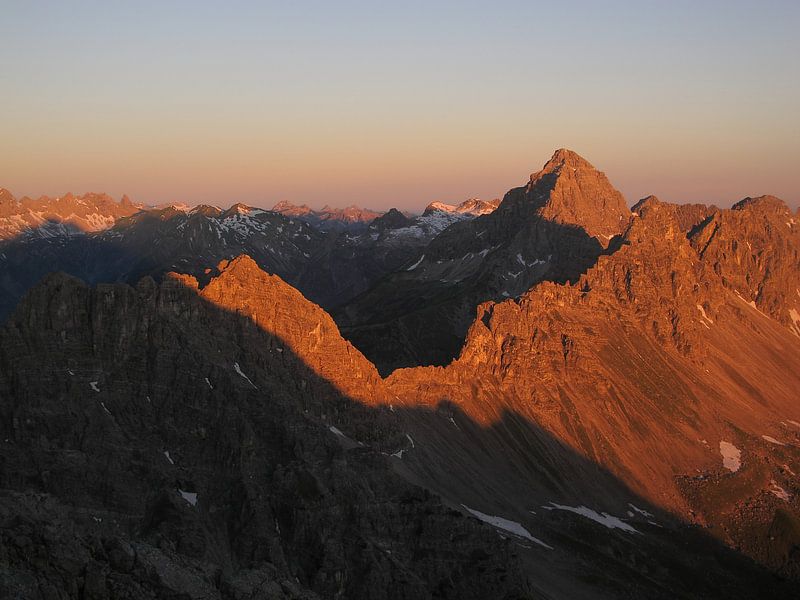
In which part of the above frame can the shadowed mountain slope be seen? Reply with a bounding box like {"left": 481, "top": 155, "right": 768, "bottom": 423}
{"left": 387, "top": 197, "right": 800, "bottom": 581}
{"left": 1, "top": 254, "right": 798, "bottom": 598}
{"left": 335, "top": 149, "right": 631, "bottom": 373}
{"left": 0, "top": 259, "right": 531, "bottom": 600}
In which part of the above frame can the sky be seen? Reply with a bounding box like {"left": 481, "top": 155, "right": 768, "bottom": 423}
{"left": 1, "top": 1, "right": 799, "bottom": 211}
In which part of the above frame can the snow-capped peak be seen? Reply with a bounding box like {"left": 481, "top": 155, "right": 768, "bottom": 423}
{"left": 423, "top": 198, "right": 500, "bottom": 218}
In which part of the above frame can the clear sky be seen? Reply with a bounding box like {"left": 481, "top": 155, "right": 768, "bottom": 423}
{"left": 2, "top": 1, "right": 799, "bottom": 211}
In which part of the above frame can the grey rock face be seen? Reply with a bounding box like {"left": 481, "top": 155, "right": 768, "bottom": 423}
{"left": 0, "top": 270, "right": 532, "bottom": 600}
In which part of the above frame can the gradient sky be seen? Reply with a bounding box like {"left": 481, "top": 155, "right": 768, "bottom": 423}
{"left": 2, "top": 1, "right": 799, "bottom": 211}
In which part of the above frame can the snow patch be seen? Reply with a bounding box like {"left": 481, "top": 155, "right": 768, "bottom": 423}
{"left": 696, "top": 304, "right": 713, "bottom": 325}
{"left": 719, "top": 441, "right": 741, "bottom": 472}
{"left": 217, "top": 212, "right": 269, "bottom": 237}
{"left": 762, "top": 435, "right": 786, "bottom": 446}
{"left": 100, "top": 402, "right": 111, "bottom": 415}
{"left": 462, "top": 504, "right": 552, "bottom": 549}
{"left": 233, "top": 362, "right": 257, "bottom": 388}
{"left": 89, "top": 381, "right": 100, "bottom": 392}
{"left": 543, "top": 503, "right": 638, "bottom": 533}
{"left": 789, "top": 308, "right": 800, "bottom": 336}
{"left": 179, "top": 490, "right": 198, "bottom": 506}
{"left": 164, "top": 451, "right": 175, "bottom": 465}
{"left": 406, "top": 255, "right": 425, "bottom": 271}
{"left": 769, "top": 480, "right": 790, "bottom": 501}
{"left": 628, "top": 503, "right": 654, "bottom": 518}
{"left": 516, "top": 253, "right": 546, "bottom": 268}
{"left": 405, "top": 433, "right": 416, "bottom": 448}
{"left": 329, "top": 425, "right": 345, "bottom": 437}
{"left": 204, "top": 377, "right": 213, "bottom": 389}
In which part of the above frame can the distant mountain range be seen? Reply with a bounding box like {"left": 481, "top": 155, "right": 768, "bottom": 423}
{"left": 0, "top": 190, "right": 503, "bottom": 319}
{"left": 0, "top": 189, "right": 141, "bottom": 239}
{"left": 1, "top": 150, "right": 799, "bottom": 599}
{"left": 0, "top": 188, "right": 501, "bottom": 241}
{"left": 271, "top": 201, "right": 385, "bottom": 232}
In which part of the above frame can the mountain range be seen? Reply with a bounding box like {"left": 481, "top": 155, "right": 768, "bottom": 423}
{"left": 0, "top": 192, "right": 500, "bottom": 321}
{"left": 1, "top": 150, "right": 799, "bottom": 599}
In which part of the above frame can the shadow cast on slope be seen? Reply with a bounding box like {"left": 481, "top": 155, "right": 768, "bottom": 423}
{"left": 334, "top": 218, "right": 609, "bottom": 375}
{"left": 0, "top": 267, "right": 796, "bottom": 599}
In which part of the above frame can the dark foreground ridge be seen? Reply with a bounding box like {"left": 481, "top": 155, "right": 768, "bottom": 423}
{"left": 1, "top": 257, "right": 797, "bottom": 599}
{"left": 0, "top": 265, "right": 529, "bottom": 600}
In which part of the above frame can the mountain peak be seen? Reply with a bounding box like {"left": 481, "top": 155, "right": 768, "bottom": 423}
{"left": 537, "top": 148, "right": 595, "bottom": 176}
{"left": 215, "top": 254, "right": 264, "bottom": 281}
{"left": 521, "top": 149, "right": 630, "bottom": 239}
{"left": 190, "top": 204, "right": 223, "bottom": 218}
{"left": 221, "top": 203, "right": 261, "bottom": 218}
{"left": 271, "top": 201, "right": 313, "bottom": 216}
{"left": 371, "top": 207, "right": 413, "bottom": 230}
{"left": 732, "top": 195, "right": 790, "bottom": 215}
{"left": 0, "top": 188, "right": 18, "bottom": 216}
{"left": 423, "top": 198, "right": 500, "bottom": 217}
{"left": 631, "top": 195, "right": 663, "bottom": 213}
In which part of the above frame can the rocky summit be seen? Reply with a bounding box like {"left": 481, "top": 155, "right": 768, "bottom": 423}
{"left": 1, "top": 149, "right": 799, "bottom": 599}
{"left": 334, "top": 149, "right": 632, "bottom": 373}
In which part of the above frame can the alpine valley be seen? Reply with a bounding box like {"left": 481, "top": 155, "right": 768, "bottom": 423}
{"left": 2, "top": 150, "right": 800, "bottom": 599}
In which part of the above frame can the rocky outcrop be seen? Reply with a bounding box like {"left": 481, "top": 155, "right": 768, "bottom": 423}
{"left": 0, "top": 261, "right": 531, "bottom": 600}
{"left": 631, "top": 196, "right": 718, "bottom": 233}
{"left": 688, "top": 195, "right": 800, "bottom": 335}
{"left": 522, "top": 149, "right": 630, "bottom": 240}
{"left": 386, "top": 194, "right": 800, "bottom": 583}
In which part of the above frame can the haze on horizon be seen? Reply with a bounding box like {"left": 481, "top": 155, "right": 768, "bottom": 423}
{"left": 2, "top": 0, "right": 799, "bottom": 212}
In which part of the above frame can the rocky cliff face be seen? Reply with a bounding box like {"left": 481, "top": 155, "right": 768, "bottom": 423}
{"left": 0, "top": 258, "right": 531, "bottom": 600}
{"left": 386, "top": 195, "right": 800, "bottom": 585}
{"left": 687, "top": 195, "right": 800, "bottom": 336}
{"left": 519, "top": 148, "right": 630, "bottom": 241}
